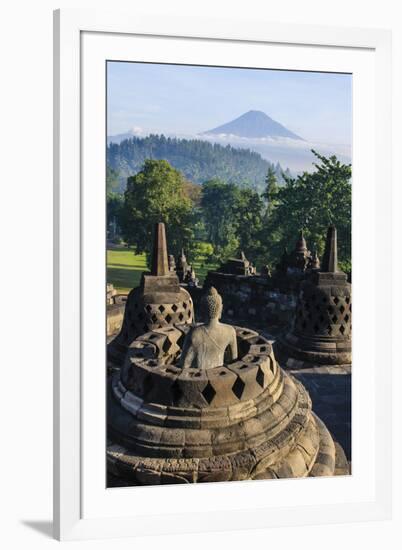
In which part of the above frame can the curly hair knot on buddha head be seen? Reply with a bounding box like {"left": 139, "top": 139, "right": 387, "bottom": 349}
{"left": 203, "top": 286, "right": 223, "bottom": 320}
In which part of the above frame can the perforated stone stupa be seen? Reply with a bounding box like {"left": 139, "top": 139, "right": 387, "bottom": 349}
{"left": 275, "top": 230, "right": 317, "bottom": 276}
{"left": 276, "top": 226, "right": 351, "bottom": 369}
{"left": 108, "top": 223, "right": 194, "bottom": 369}
{"left": 107, "top": 286, "right": 348, "bottom": 485}
{"left": 217, "top": 251, "right": 256, "bottom": 276}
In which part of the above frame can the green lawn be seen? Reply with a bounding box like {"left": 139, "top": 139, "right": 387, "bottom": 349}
{"left": 191, "top": 257, "right": 218, "bottom": 284}
{"left": 107, "top": 247, "right": 218, "bottom": 293}
{"left": 107, "top": 247, "right": 148, "bottom": 293}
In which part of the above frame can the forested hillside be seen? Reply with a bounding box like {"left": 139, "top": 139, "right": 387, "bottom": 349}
{"left": 109, "top": 153, "right": 351, "bottom": 273}
{"left": 107, "top": 134, "right": 291, "bottom": 191}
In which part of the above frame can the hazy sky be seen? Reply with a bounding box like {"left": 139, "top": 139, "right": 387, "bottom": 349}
{"left": 107, "top": 61, "right": 352, "bottom": 147}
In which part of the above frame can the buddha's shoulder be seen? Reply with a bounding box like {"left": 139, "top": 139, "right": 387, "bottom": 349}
{"left": 187, "top": 324, "right": 206, "bottom": 340}
{"left": 219, "top": 323, "right": 236, "bottom": 336}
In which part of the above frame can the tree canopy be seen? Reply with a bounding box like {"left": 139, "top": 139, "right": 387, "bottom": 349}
{"left": 107, "top": 134, "right": 290, "bottom": 191}
{"left": 121, "top": 159, "right": 194, "bottom": 258}
{"left": 111, "top": 151, "right": 352, "bottom": 274}
{"left": 266, "top": 150, "right": 351, "bottom": 268}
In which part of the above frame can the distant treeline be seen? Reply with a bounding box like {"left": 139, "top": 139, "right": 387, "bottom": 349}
{"left": 107, "top": 134, "right": 291, "bottom": 192}
{"left": 107, "top": 152, "right": 351, "bottom": 274}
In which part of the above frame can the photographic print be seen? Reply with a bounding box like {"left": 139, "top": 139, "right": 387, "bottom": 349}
{"left": 106, "top": 61, "right": 352, "bottom": 487}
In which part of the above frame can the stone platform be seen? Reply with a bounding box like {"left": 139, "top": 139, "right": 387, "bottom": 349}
{"left": 107, "top": 325, "right": 349, "bottom": 486}
{"left": 289, "top": 367, "right": 351, "bottom": 463}
{"left": 260, "top": 330, "right": 351, "bottom": 465}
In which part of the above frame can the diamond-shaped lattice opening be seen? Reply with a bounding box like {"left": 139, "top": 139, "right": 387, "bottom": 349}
{"left": 340, "top": 305, "right": 345, "bottom": 314}
{"left": 145, "top": 304, "right": 153, "bottom": 312}
{"left": 183, "top": 302, "right": 187, "bottom": 308}
{"left": 141, "top": 374, "right": 154, "bottom": 398}
{"left": 162, "top": 337, "right": 172, "bottom": 353}
{"left": 172, "top": 304, "right": 178, "bottom": 312}
{"left": 158, "top": 305, "right": 165, "bottom": 313}
{"left": 165, "top": 314, "right": 172, "bottom": 323}
{"left": 334, "top": 297, "right": 340, "bottom": 305}
{"left": 331, "top": 315, "right": 338, "bottom": 324}
{"left": 188, "top": 310, "right": 192, "bottom": 318}
{"left": 202, "top": 381, "right": 216, "bottom": 405}
{"left": 170, "top": 380, "right": 184, "bottom": 404}
{"left": 232, "top": 376, "right": 246, "bottom": 400}
{"left": 256, "top": 366, "right": 265, "bottom": 388}
{"left": 151, "top": 314, "right": 158, "bottom": 323}
{"left": 344, "top": 314, "right": 350, "bottom": 322}
{"left": 178, "top": 313, "right": 184, "bottom": 321}
{"left": 176, "top": 333, "right": 185, "bottom": 349}
{"left": 345, "top": 297, "right": 350, "bottom": 304}
{"left": 340, "top": 325, "right": 346, "bottom": 335}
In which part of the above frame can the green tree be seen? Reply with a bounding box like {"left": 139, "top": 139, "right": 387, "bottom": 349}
{"left": 106, "top": 166, "right": 121, "bottom": 193}
{"left": 201, "top": 180, "right": 240, "bottom": 261}
{"left": 107, "top": 192, "right": 124, "bottom": 241}
{"left": 234, "top": 188, "right": 264, "bottom": 261}
{"left": 262, "top": 166, "right": 279, "bottom": 217}
{"left": 200, "top": 180, "right": 265, "bottom": 264}
{"left": 266, "top": 150, "right": 351, "bottom": 264}
{"left": 121, "top": 159, "right": 194, "bottom": 259}
{"left": 107, "top": 133, "right": 290, "bottom": 191}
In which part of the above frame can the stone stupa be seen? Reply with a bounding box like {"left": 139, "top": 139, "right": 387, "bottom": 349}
{"left": 276, "top": 225, "right": 351, "bottom": 369}
{"left": 108, "top": 223, "right": 194, "bottom": 369}
{"left": 107, "top": 286, "right": 348, "bottom": 485}
{"left": 276, "top": 230, "right": 314, "bottom": 275}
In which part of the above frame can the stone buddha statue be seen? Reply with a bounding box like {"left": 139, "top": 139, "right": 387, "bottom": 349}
{"left": 179, "top": 287, "right": 238, "bottom": 370}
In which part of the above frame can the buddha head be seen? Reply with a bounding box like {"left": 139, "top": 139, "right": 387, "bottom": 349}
{"left": 203, "top": 286, "right": 223, "bottom": 322}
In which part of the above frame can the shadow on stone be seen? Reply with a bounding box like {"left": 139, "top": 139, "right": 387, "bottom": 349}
{"left": 290, "top": 372, "right": 351, "bottom": 460}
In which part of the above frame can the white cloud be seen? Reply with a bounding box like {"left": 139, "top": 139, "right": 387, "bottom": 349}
{"left": 129, "top": 126, "right": 145, "bottom": 136}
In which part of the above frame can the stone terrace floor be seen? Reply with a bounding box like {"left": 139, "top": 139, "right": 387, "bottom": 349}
{"left": 258, "top": 325, "right": 352, "bottom": 463}
{"left": 287, "top": 367, "right": 351, "bottom": 461}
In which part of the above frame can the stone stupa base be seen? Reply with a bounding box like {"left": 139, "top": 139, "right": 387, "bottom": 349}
{"left": 274, "top": 333, "right": 351, "bottom": 373}
{"left": 107, "top": 326, "right": 349, "bottom": 486}
{"left": 107, "top": 409, "right": 349, "bottom": 485}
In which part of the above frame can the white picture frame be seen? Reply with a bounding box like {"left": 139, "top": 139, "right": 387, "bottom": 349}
{"left": 53, "top": 8, "right": 392, "bottom": 541}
